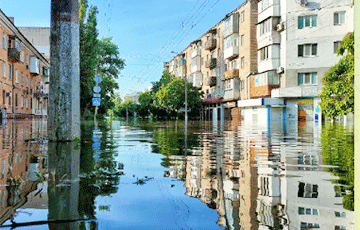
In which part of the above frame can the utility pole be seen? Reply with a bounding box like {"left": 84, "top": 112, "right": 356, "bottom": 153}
{"left": 48, "top": 0, "right": 80, "bottom": 141}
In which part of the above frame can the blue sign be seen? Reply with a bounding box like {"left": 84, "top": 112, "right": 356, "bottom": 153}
{"left": 94, "top": 75, "right": 103, "bottom": 84}
{"left": 93, "top": 86, "right": 101, "bottom": 93}
{"left": 92, "top": 98, "right": 101, "bottom": 106}
{"left": 93, "top": 93, "right": 101, "bottom": 98}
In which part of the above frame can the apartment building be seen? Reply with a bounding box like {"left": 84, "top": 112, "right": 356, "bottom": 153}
{"left": 0, "top": 10, "right": 50, "bottom": 119}
{"left": 164, "top": 0, "right": 258, "bottom": 121}
{"left": 241, "top": 0, "right": 354, "bottom": 132}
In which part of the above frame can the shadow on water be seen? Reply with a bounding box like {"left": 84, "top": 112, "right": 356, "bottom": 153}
{"left": 0, "top": 119, "right": 354, "bottom": 229}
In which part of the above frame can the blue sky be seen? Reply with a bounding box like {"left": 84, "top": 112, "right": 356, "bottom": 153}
{"left": 1, "top": 0, "right": 244, "bottom": 99}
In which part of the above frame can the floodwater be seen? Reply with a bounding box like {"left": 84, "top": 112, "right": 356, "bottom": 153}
{"left": 0, "top": 119, "right": 354, "bottom": 229}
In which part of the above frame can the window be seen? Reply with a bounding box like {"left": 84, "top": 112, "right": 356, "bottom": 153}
{"left": 241, "top": 35, "right": 245, "bottom": 46}
{"left": 259, "top": 18, "right": 272, "bottom": 35}
{"left": 259, "top": 46, "right": 269, "bottom": 60}
{"left": 8, "top": 64, "right": 12, "bottom": 79}
{"left": 335, "top": 211, "right": 347, "bottom": 218}
{"left": 298, "top": 44, "right": 317, "bottom": 57}
{"left": 224, "top": 34, "right": 238, "bottom": 49}
{"left": 259, "top": 0, "right": 271, "bottom": 12}
{"left": 1, "top": 62, "right": 5, "bottom": 78}
{"left": 2, "top": 33, "right": 6, "bottom": 49}
{"left": 268, "top": 71, "right": 280, "bottom": 85}
{"left": 20, "top": 50, "right": 24, "bottom": 62}
{"left": 298, "top": 72, "right": 317, "bottom": 85}
{"left": 26, "top": 76, "right": 29, "bottom": 88}
{"left": 255, "top": 73, "right": 267, "bottom": 87}
{"left": 21, "top": 73, "right": 24, "bottom": 85}
{"left": 301, "top": 222, "right": 320, "bottom": 229}
{"left": 298, "top": 15, "right": 317, "bottom": 29}
{"left": 15, "top": 69, "right": 18, "bottom": 83}
{"left": 334, "top": 11, "right": 345, "bottom": 25}
{"left": 240, "top": 80, "right": 244, "bottom": 91}
{"left": 241, "top": 57, "right": 245, "bottom": 68}
{"left": 15, "top": 94, "right": 18, "bottom": 107}
{"left": 298, "top": 207, "right": 319, "bottom": 215}
{"left": 334, "top": 41, "right": 341, "bottom": 53}
{"left": 26, "top": 97, "right": 28, "bottom": 108}
{"left": 20, "top": 95, "right": 23, "bottom": 108}
{"left": 8, "top": 92, "right": 11, "bottom": 106}
{"left": 241, "top": 11, "right": 245, "bottom": 22}
{"left": 335, "top": 226, "right": 346, "bottom": 230}
{"left": 30, "top": 98, "right": 32, "bottom": 109}
{"left": 298, "top": 182, "right": 318, "bottom": 198}
{"left": 26, "top": 54, "right": 29, "bottom": 65}
{"left": 225, "top": 79, "right": 232, "bottom": 89}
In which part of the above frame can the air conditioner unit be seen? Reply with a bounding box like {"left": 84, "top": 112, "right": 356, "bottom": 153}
{"left": 300, "top": 0, "right": 307, "bottom": 6}
{"left": 277, "top": 67, "right": 284, "bottom": 74}
{"left": 276, "top": 21, "right": 285, "bottom": 32}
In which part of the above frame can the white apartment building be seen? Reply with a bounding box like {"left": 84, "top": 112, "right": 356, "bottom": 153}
{"left": 240, "top": 0, "right": 353, "bottom": 133}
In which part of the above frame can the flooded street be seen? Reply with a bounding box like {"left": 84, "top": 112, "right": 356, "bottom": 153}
{"left": 0, "top": 119, "right": 354, "bottom": 229}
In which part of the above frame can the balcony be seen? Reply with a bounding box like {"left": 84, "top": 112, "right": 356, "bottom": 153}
{"left": 205, "top": 58, "right": 217, "bottom": 69}
{"left": 224, "top": 46, "right": 239, "bottom": 59}
{"left": 224, "top": 69, "right": 239, "bottom": 79}
{"left": 223, "top": 13, "right": 239, "bottom": 38}
{"left": 250, "top": 71, "right": 280, "bottom": 98}
{"left": 205, "top": 39, "right": 216, "bottom": 50}
{"left": 191, "top": 48, "right": 200, "bottom": 58}
{"left": 191, "top": 72, "right": 203, "bottom": 88}
{"left": 8, "top": 48, "right": 20, "bottom": 62}
{"left": 30, "top": 56, "right": 40, "bottom": 75}
{"left": 207, "top": 76, "right": 217, "bottom": 87}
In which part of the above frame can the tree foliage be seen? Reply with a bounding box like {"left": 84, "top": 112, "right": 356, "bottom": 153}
{"left": 319, "top": 32, "right": 354, "bottom": 120}
{"left": 79, "top": 0, "right": 125, "bottom": 119}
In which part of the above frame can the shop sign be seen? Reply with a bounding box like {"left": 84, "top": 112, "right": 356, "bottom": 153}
{"left": 297, "top": 99, "right": 314, "bottom": 105}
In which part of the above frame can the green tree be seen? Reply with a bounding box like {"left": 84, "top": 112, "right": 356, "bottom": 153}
{"left": 79, "top": 0, "right": 125, "bottom": 119}
{"left": 321, "top": 124, "right": 354, "bottom": 210}
{"left": 138, "top": 91, "right": 154, "bottom": 118}
{"left": 319, "top": 32, "right": 354, "bottom": 120}
{"left": 153, "top": 72, "right": 201, "bottom": 116}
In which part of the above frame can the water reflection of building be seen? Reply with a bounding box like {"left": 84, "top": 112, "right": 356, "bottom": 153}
{"left": 0, "top": 120, "right": 47, "bottom": 225}
{"left": 279, "top": 139, "right": 354, "bottom": 230}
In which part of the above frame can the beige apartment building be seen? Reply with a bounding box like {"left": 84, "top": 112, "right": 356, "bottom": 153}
{"left": 164, "top": 0, "right": 258, "bottom": 121}
{"left": 0, "top": 10, "right": 50, "bottom": 119}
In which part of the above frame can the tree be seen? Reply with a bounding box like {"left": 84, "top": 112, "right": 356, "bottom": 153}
{"left": 153, "top": 74, "right": 203, "bottom": 117}
{"left": 319, "top": 32, "right": 354, "bottom": 120}
{"left": 79, "top": 0, "right": 125, "bottom": 118}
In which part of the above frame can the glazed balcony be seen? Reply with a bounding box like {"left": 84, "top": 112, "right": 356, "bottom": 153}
{"left": 224, "top": 69, "right": 239, "bottom": 79}
{"left": 205, "top": 39, "right": 216, "bottom": 50}
{"left": 205, "top": 58, "right": 217, "bottom": 69}
{"left": 224, "top": 46, "right": 239, "bottom": 60}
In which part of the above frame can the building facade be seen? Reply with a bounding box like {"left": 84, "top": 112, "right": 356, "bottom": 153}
{"left": 164, "top": 0, "right": 354, "bottom": 131}
{"left": 0, "top": 10, "right": 50, "bottom": 119}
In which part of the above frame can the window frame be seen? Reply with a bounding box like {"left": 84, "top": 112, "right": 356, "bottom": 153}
{"left": 298, "top": 72, "right": 317, "bottom": 85}
{"left": 298, "top": 15, "right": 317, "bottom": 29}
{"left": 298, "top": 43, "right": 317, "bottom": 57}
{"left": 334, "top": 11, "right": 345, "bottom": 25}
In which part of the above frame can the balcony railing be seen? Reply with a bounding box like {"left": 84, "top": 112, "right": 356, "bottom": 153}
{"left": 8, "top": 48, "right": 20, "bottom": 62}
{"left": 205, "top": 39, "right": 216, "bottom": 50}
{"left": 224, "top": 69, "right": 239, "bottom": 79}
{"left": 205, "top": 58, "right": 217, "bottom": 69}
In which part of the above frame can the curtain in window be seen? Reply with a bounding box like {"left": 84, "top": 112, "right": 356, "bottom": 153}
{"left": 298, "top": 16, "right": 304, "bottom": 29}
{"left": 311, "top": 73, "right": 317, "bottom": 84}
{"left": 311, "top": 15, "right": 317, "bottom": 27}
{"left": 298, "top": 73, "right": 304, "bottom": 85}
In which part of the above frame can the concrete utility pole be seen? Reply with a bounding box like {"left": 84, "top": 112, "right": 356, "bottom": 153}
{"left": 48, "top": 0, "right": 80, "bottom": 141}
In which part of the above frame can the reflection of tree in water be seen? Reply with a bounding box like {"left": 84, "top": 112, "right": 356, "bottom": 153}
{"left": 321, "top": 124, "right": 354, "bottom": 210}
{"left": 138, "top": 121, "right": 201, "bottom": 156}
{"left": 78, "top": 123, "right": 123, "bottom": 229}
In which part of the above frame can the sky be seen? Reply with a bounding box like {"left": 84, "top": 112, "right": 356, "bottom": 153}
{"left": 0, "top": 0, "right": 244, "bottom": 99}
